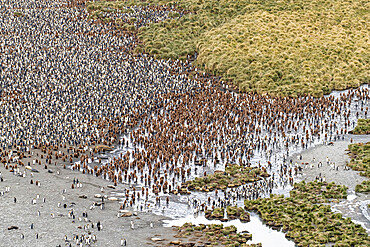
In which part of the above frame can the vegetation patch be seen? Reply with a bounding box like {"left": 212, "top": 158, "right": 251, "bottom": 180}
{"left": 196, "top": 3, "right": 369, "bottom": 96}
{"left": 205, "top": 206, "right": 250, "bottom": 222}
{"left": 226, "top": 206, "right": 250, "bottom": 222}
{"left": 244, "top": 181, "right": 370, "bottom": 246}
{"left": 204, "top": 207, "right": 225, "bottom": 220}
{"left": 350, "top": 119, "right": 370, "bottom": 135}
{"left": 91, "top": 0, "right": 369, "bottom": 96}
{"left": 175, "top": 223, "right": 260, "bottom": 247}
{"left": 184, "top": 164, "right": 269, "bottom": 192}
{"left": 13, "top": 12, "right": 24, "bottom": 17}
{"left": 347, "top": 142, "right": 370, "bottom": 193}
{"left": 291, "top": 180, "right": 348, "bottom": 202}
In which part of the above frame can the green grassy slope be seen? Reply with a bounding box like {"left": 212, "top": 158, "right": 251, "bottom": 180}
{"left": 88, "top": 0, "right": 369, "bottom": 96}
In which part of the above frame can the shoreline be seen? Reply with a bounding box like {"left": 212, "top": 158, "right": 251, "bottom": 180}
{"left": 291, "top": 135, "right": 370, "bottom": 233}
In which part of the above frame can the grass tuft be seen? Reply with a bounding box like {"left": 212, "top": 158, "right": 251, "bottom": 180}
{"left": 351, "top": 119, "right": 370, "bottom": 135}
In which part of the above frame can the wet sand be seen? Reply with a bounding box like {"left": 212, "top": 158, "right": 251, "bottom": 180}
{"left": 0, "top": 147, "right": 178, "bottom": 247}
{"left": 292, "top": 138, "right": 369, "bottom": 191}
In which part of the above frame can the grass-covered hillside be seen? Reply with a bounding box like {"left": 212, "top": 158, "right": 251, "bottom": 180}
{"left": 88, "top": 0, "right": 369, "bottom": 96}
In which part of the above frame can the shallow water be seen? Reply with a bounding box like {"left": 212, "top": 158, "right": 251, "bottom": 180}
{"left": 163, "top": 212, "right": 296, "bottom": 247}
{"left": 360, "top": 200, "right": 370, "bottom": 225}
{"left": 331, "top": 189, "right": 370, "bottom": 233}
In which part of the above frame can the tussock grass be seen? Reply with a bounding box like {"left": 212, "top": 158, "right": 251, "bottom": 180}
{"left": 13, "top": 12, "right": 24, "bottom": 17}
{"left": 184, "top": 164, "right": 269, "bottom": 192}
{"left": 351, "top": 119, "right": 370, "bottom": 135}
{"left": 348, "top": 142, "right": 370, "bottom": 193}
{"left": 244, "top": 181, "right": 370, "bottom": 246}
{"left": 204, "top": 206, "right": 250, "bottom": 222}
{"left": 92, "top": 0, "right": 369, "bottom": 96}
{"left": 197, "top": 5, "right": 369, "bottom": 96}
{"left": 176, "top": 223, "right": 257, "bottom": 246}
